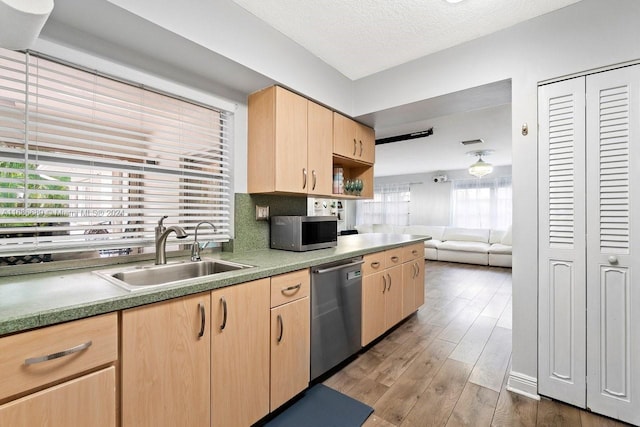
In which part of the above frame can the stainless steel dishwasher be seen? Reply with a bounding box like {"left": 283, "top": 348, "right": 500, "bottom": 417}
{"left": 310, "top": 257, "right": 364, "bottom": 380}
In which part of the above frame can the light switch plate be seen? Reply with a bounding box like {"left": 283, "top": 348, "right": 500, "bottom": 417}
{"left": 255, "top": 205, "right": 270, "bottom": 220}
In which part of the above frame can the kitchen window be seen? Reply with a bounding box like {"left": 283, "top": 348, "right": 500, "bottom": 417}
{"left": 0, "top": 49, "right": 231, "bottom": 264}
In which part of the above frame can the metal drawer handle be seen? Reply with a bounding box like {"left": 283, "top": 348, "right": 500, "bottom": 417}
{"left": 413, "top": 264, "right": 419, "bottom": 279}
{"left": 281, "top": 283, "right": 302, "bottom": 294}
{"left": 302, "top": 168, "right": 307, "bottom": 189}
{"left": 387, "top": 273, "right": 392, "bottom": 291}
{"left": 220, "top": 297, "right": 228, "bottom": 331}
{"left": 353, "top": 138, "right": 357, "bottom": 156}
{"left": 198, "top": 303, "right": 206, "bottom": 338}
{"left": 391, "top": 256, "right": 399, "bottom": 263}
{"left": 312, "top": 170, "right": 317, "bottom": 190}
{"left": 277, "top": 314, "right": 284, "bottom": 343}
{"left": 25, "top": 341, "right": 92, "bottom": 365}
{"left": 382, "top": 274, "right": 387, "bottom": 294}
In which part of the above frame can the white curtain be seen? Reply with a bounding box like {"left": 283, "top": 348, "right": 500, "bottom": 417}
{"left": 451, "top": 176, "right": 512, "bottom": 229}
{"left": 356, "top": 183, "right": 410, "bottom": 226}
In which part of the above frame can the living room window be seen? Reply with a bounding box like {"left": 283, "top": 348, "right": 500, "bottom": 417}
{"left": 0, "top": 49, "right": 231, "bottom": 263}
{"left": 356, "top": 183, "right": 410, "bottom": 226}
{"left": 450, "top": 176, "right": 512, "bottom": 229}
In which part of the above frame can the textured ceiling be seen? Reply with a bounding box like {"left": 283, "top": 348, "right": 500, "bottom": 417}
{"left": 231, "top": 0, "right": 583, "bottom": 79}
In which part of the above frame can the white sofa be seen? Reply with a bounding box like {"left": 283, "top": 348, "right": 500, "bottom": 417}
{"left": 354, "top": 224, "right": 512, "bottom": 268}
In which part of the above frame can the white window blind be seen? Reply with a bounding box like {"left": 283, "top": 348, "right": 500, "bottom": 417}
{"left": 356, "top": 183, "right": 411, "bottom": 226}
{"left": 0, "top": 49, "right": 231, "bottom": 258}
{"left": 451, "top": 176, "right": 512, "bottom": 229}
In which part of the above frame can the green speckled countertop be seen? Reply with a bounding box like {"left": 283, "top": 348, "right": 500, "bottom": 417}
{"left": 0, "top": 234, "right": 428, "bottom": 336}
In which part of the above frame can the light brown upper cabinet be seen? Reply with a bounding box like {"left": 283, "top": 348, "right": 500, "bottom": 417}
{"left": 332, "top": 113, "right": 375, "bottom": 165}
{"left": 248, "top": 86, "right": 332, "bottom": 196}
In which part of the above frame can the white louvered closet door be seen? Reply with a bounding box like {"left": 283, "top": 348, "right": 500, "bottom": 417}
{"left": 585, "top": 65, "right": 640, "bottom": 425}
{"left": 538, "top": 77, "right": 587, "bottom": 408}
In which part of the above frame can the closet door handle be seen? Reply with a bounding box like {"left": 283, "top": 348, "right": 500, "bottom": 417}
{"left": 277, "top": 314, "right": 284, "bottom": 343}
{"left": 312, "top": 170, "right": 317, "bottom": 190}
{"left": 608, "top": 256, "right": 619, "bottom": 265}
{"left": 382, "top": 275, "right": 387, "bottom": 294}
{"left": 219, "top": 297, "right": 227, "bottom": 331}
{"left": 198, "top": 303, "right": 206, "bottom": 338}
{"left": 25, "top": 341, "right": 92, "bottom": 365}
{"left": 302, "top": 168, "right": 307, "bottom": 189}
{"left": 353, "top": 138, "right": 357, "bottom": 156}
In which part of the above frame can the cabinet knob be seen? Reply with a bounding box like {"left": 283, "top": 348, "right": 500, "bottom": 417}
{"left": 608, "top": 256, "right": 619, "bottom": 265}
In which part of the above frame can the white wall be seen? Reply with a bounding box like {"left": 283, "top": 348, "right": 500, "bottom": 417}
{"left": 353, "top": 0, "right": 640, "bottom": 394}
{"left": 374, "top": 165, "right": 512, "bottom": 226}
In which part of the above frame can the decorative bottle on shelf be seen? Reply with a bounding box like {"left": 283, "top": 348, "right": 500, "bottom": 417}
{"left": 333, "top": 167, "right": 343, "bottom": 194}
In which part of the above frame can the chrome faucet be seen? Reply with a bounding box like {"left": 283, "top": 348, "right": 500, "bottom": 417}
{"left": 191, "top": 221, "right": 217, "bottom": 261}
{"left": 155, "top": 216, "right": 188, "bottom": 265}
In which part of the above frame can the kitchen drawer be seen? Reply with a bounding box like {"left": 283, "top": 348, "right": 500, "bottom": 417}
{"left": 271, "top": 269, "right": 310, "bottom": 308}
{"left": 384, "top": 248, "right": 403, "bottom": 268}
{"left": 362, "top": 252, "right": 385, "bottom": 276}
{"left": 402, "top": 243, "right": 424, "bottom": 262}
{"left": 0, "top": 312, "right": 118, "bottom": 401}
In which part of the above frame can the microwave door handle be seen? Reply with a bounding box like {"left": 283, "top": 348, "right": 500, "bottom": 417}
{"left": 313, "top": 259, "right": 364, "bottom": 274}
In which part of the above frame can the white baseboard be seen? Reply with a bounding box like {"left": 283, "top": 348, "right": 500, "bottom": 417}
{"left": 507, "top": 371, "right": 540, "bottom": 401}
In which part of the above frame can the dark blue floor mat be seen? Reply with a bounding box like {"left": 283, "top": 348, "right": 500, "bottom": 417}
{"left": 265, "top": 384, "right": 374, "bottom": 427}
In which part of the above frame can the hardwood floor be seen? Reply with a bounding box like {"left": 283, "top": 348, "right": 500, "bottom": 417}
{"left": 323, "top": 261, "right": 630, "bottom": 427}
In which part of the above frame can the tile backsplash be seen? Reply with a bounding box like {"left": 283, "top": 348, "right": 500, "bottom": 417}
{"left": 224, "top": 193, "right": 306, "bottom": 253}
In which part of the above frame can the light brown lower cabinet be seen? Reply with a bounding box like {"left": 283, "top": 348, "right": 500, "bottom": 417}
{"left": 402, "top": 259, "right": 425, "bottom": 318}
{"left": 0, "top": 312, "right": 118, "bottom": 427}
{"left": 270, "top": 296, "right": 310, "bottom": 411}
{"left": 0, "top": 366, "right": 116, "bottom": 426}
{"left": 269, "top": 269, "right": 311, "bottom": 411}
{"left": 121, "top": 292, "right": 210, "bottom": 427}
{"left": 211, "top": 278, "right": 270, "bottom": 427}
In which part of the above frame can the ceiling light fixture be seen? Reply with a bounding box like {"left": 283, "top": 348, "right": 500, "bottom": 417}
{"left": 467, "top": 150, "right": 494, "bottom": 178}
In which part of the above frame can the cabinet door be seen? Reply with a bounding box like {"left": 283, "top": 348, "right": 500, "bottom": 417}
{"left": 0, "top": 367, "right": 115, "bottom": 427}
{"left": 402, "top": 262, "right": 416, "bottom": 319}
{"left": 356, "top": 122, "right": 375, "bottom": 164}
{"left": 585, "top": 65, "right": 640, "bottom": 425}
{"left": 538, "top": 77, "right": 587, "bottom": 408}
{"left": 333, "top": 112, "right": 358, "bottom": 159}
{"left": 212, "top": 279, "right": 270, "bottom": 427}
{"left": 414, "top": 261, "right": 425, "bottom": 310}
{"left": 270, "top": 297, "right": 310, "bottom": 411}
{"left": 362, "top": 270, "right": 387, "bottom": 346}
{"left": 385, "top": 265, "right": 403, "bottom": 328}
{"left": 122, "top": 293, "right": 210, "bottom": 427}
{"left": 307, "top": 101, "right": 333, "bottom": 196}
{"left": 275, "top": 87, "right": 308, "bottom": 193}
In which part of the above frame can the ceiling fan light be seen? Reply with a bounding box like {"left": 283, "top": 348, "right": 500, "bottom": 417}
{"left": 468, "top": 158, "right": 493, "bottom": 178}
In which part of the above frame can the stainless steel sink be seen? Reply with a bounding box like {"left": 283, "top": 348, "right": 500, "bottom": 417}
{"left": 95, "top": 259, "right": 253, "bottom": 291}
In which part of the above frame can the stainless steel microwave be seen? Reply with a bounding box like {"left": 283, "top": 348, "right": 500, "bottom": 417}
{"left": 270, "top": 216, "right": 337, "bottom": 252}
